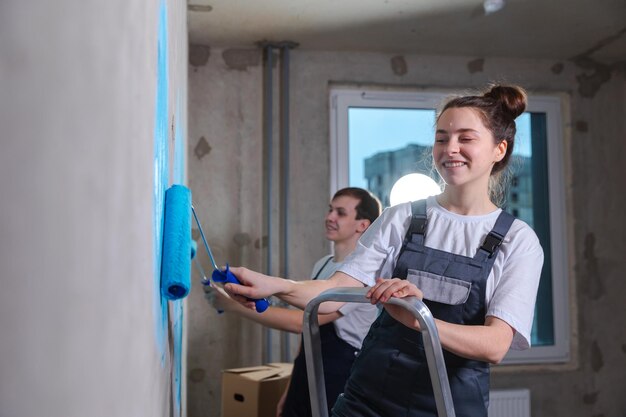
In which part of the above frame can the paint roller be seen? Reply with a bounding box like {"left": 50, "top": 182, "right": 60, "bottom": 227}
{"left": 160, "top": 184, "right": 193, "bottom": 300}
{"left": 191, "top": 203, "right": 270, "bottom": 313}
{"left": 160, "top": 184, "right": 269, "bottom": 311}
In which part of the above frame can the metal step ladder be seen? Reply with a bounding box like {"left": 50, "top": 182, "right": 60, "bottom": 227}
{"left": 302, "top": 287, "right": 456, "bottom": 417}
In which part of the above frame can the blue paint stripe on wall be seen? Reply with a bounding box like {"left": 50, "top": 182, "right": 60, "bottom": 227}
{"left": 174, "top": 92, "right": 185, "bottom": 185}
{"left": 172, "top": 90, "right": 186, "bottom": 416}
{"left": 154, "top": 2, "right": 186, "bottom": 414}
{"left": 173, "top": 300, "right": 183, "bottom": 415}
{"left": 153, "top": 0, "right": 170, "bottom": 366}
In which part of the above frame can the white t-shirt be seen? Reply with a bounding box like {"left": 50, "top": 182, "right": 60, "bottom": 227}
{"left": 338, "top": 196, "right": 543, "bottom": 350}
{"left": 311, "top": 255, "right": 379, "bottom": 350}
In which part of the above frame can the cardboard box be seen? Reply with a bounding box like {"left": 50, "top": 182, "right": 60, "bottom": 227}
{"left": 222, "top": 362, "right": 293, "bottom": 417}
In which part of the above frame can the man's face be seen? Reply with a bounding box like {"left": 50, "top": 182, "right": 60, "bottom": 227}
{"left": 325, "top": 195, "right": 367, "bottom": 244}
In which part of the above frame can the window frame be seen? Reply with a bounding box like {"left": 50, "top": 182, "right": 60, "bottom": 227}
{"left": 329, "top": 87, "right": 571, "bottom": 365}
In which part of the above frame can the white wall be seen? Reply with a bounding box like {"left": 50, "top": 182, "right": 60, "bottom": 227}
{"left": 0, "top": 1, "right": 188, "bottom": 416}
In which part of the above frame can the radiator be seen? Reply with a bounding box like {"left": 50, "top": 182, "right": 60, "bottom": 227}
{"left": 488, "top": 389, "right": 531, "bottom": 417}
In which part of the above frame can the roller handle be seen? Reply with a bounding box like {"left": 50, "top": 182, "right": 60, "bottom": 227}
{"left": 211, "top": 264, "right": 270, "bottom": 313}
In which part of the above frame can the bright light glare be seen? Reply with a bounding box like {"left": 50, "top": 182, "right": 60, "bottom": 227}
{"left": 389, "top": 173, "right": 441, "bottom": 206}
{"left": 483, "top": 0, "right": 506, "bottom": 14}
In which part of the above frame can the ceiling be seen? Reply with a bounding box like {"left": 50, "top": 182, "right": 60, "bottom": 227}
{"left": 187, "top": 0, "right": 626, "bottom": 62}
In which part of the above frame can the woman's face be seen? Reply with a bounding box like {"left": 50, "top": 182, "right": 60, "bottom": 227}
{"left": 433, "top": 107, "right": 506, "bottom": 190}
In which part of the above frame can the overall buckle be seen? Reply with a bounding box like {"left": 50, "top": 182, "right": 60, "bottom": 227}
{"left": 481, "top": 232, "right": 503, "bottom": 257}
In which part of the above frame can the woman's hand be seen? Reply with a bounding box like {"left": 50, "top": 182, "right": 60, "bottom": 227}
{"left": 224, "top": 267, "right": 284, "bottom": 310}
{"left": 366, "top": 277, "right": 423, "bottom": 303}
{"left": 367, "top": 278, "right": 424, "bottom": 331}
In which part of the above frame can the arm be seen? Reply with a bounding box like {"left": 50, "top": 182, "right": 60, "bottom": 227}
{"left": 226, "top": 208, "right": 406, "bottom": 311}
{"left": 434, "top": 316, "right": 513, "bottom": 364}
{"left": 226, "top": 268, "right": 365, "bottom": 314}
{"left": 368, "top": 278, "right": 514, "bottom": 364}
{"left": 276, "top": 376, "right": 290, "bottom": 417}
{"left": 209, "top": 284, "right": 343, "bottom": 333}
{"left": 225, "top": 206, "right": 408, "bottom": 312}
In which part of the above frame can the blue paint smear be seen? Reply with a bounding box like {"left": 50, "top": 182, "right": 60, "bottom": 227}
{"left": 153, "top": 0, "right": 169, "bottom": 367}
{"left": 172, "top": 93, "right": 186, "bottom": 416}
{"left": 174, "top": 92, "right": 185, "bottom": 184}
{"left": 173, "top": 299, "right": 183, "bottom": 415}
{"left": 154, "top": 2, "right": 186, "bottom": 414}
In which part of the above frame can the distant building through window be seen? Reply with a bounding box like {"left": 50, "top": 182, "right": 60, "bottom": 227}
{"left": 364, "top": 144, "right": 438, "bottom": 207}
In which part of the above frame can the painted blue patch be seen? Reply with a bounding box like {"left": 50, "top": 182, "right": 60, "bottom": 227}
{"left": 153, "top": 0, "right": 170, "bottom": 366}
{"left": 154, "top": 3, "right": 187, "bottom": 415}
{"left": 174, "top": 92, "right": 185, "bottom": 185}
{"left": 173, "top": 299, "right": 184, "bottom": 414}
{"left": 172, "top": 92, "right": 186, "bottom": 416}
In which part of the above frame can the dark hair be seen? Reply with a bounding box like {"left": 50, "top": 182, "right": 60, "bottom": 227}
{"left": 438, "top": 84, "right": 527, "bottom": 175}
{"left": 332, "top": 187, "right": 382, "bottom": 224}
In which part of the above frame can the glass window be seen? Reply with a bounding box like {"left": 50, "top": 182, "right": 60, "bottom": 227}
{"left": 330, "top": 88, "right": 570, "bottom": 364}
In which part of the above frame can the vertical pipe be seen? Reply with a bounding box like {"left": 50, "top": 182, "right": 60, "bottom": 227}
{"left": 260, "top": 40, "right": 297, "bottom": 364}
{"left": 278, "top": 41, "right": 298, "bottom": 362}
{"left": 262, "top": 44, "right": 274, "bottom": 364}
{"left": 279, "top": 44, "right": 291, "bottom": 363}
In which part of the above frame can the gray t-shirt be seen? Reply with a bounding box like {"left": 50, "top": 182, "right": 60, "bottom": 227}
{"left": 311, "top": 255, "right": 379, "bottom": 350}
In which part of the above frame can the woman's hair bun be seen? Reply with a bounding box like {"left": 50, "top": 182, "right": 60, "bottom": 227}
{"left": 484, "top": 85, "right": 527, "bottom": 120}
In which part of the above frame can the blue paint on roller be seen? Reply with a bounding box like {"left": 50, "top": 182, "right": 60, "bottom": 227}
{"left": 160, "top": 185, "right": 192, "bottom": 300}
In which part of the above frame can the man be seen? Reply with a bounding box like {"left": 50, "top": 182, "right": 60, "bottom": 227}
{"left": 207, "top": 187, "right": 381, "bottom": 417}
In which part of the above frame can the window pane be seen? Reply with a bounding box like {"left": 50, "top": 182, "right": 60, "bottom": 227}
{"left": 512, "top": 113, "right": 556, "bottom": 346}
{"left": 349, "top": 107, "right": 556, "bottom": 347}
{"left": 348, "top": 107, "right": 437, "bottom": 206}
{"left": 501, "top": 113, "right": 555, "bottom": 347}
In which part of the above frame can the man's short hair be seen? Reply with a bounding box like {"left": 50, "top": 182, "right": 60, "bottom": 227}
{"left": 332, "top": 187, "right": 382, "bottom": 224}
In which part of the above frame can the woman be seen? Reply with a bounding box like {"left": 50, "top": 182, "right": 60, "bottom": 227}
{"left": 225, "top": 84, "right": 543, "bottom": 417}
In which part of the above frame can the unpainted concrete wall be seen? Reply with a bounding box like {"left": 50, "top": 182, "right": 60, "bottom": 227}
{"left": 186, "top": 47, "right": 268, "bottom": 417}
{"left": 0, "top": 1, "right": 188, "bottom": 416}
{"left": 187, "top": 48, "right": 626, "bottom": 416}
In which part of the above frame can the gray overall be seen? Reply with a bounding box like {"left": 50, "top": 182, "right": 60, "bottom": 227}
{"left": 332, "top": 199, "right": 515, "bottom": 417}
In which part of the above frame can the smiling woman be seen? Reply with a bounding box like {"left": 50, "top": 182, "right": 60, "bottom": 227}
{"left": 434, "top": 107, "right": 508, "bottom": 208}
{"left": 433, "top": 86, "right": 527, "bottom": 210}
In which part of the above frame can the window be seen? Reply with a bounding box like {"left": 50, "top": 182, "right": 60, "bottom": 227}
{"left": 330, "top": 88, "right": 570, "bottom": 364}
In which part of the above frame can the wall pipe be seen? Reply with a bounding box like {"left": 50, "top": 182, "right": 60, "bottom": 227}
{"left": 258, "top": 40, "right": 298, "bottom": 364}
{"left": 279, "top": 41, "right": 298, "bottom": 363}
{"left": 261, "top": 43, "right": 274, "bottom": 364}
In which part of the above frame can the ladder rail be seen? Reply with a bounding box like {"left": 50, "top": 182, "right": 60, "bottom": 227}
{"left": 302, "top": 287, "right": 456, "bottom": 417}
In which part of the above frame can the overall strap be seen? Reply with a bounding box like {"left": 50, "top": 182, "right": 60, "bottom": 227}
{"left": 474, "top": 210, "right": 516, "bottom": 262}
{"left": 312, "top": 255, "right": 333, "bottom": 280}
{"left": 391, "top": 199, "right": 428, "bottom": 279}
{"left": 405, "top": 199, "right": 428, "bottom": 246}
